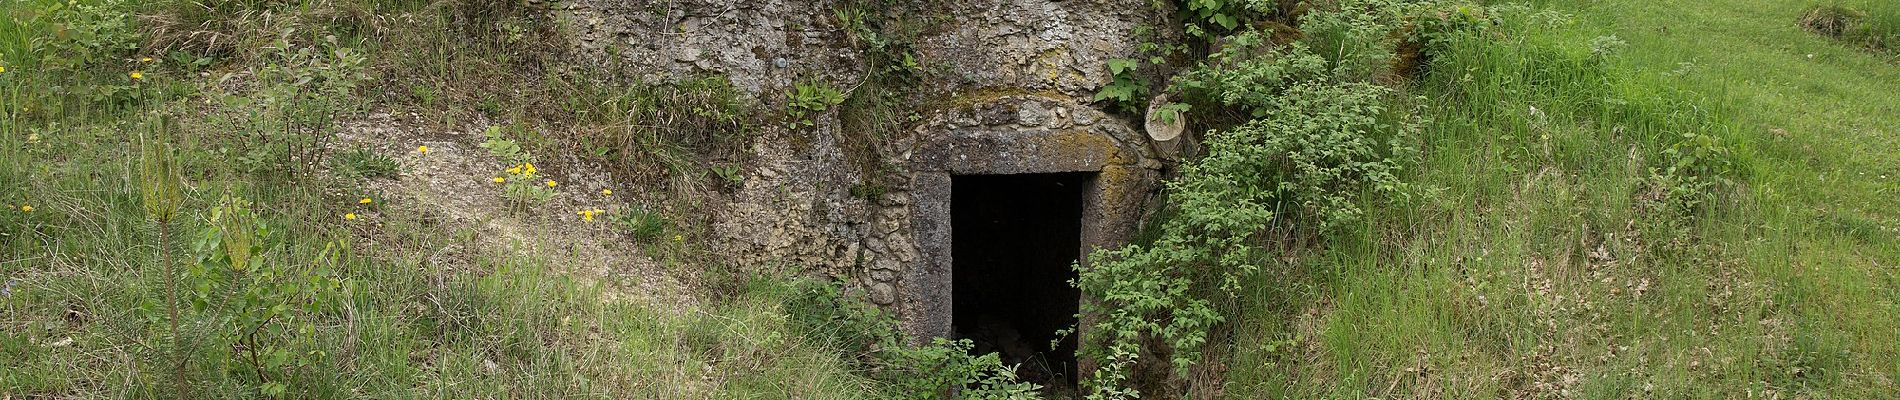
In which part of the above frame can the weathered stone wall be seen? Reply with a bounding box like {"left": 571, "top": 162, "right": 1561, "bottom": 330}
{"left": 554, "top": 0, "right": 1175, "bottom": 336}
{"left": 918, "top": 0, "right": 1165, "bottom": 98}
{"left": 904, "top": 94, "right": 1161, "bottom": 339}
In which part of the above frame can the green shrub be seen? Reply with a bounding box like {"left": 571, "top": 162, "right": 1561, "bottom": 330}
{"left": 780, "top": 279, "right": 1042, "bottom": 399}
{"left": 1074, "top": 1, "right": 1424, "bottom": 397}
{"left": 201, "top": 34, "right": 369, "bottom": 177}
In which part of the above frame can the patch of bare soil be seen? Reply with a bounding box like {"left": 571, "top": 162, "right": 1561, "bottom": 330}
{"left": 328, "top": 111, "right": 697, "bottom": 310}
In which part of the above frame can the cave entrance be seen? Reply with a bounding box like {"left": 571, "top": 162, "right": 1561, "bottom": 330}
{"left": 952, "top": 172, "right": 1091, "bottom": 390}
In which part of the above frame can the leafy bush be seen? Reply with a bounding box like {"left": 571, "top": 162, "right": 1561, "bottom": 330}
{"left": 31, "top": 0, "right": 144, "bottom": 73}
{"left": 203, "top": 34, "right": 369, "bottom": 177}
{"left": 1073, "top": 1, "right": 1424, "bottom": 397}
{"left": 781, "top": 279, "right": 1042, "bottom": 399}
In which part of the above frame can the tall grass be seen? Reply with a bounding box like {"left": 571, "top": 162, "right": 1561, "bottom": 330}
{"left": 1220, "top": 1, "right": 1897, "bottom": 398}
{"left": 0, "top": 0, "right": 887, "bottom": 398}
{"left": 1804, "top": 0, "right": 1900, "bottom": 52}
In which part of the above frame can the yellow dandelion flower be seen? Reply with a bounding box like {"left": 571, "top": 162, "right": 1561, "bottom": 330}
{"left": 417, "top": 145, "right": 430, "bottom": 154}
{"left": 140, "top": 57, "right": 154, "bottom": 63}
{"left": 578, "top": 209, "right": 596, "bottom": 222}
{"left": 129, "top": 71, "right": 144, "bottom": 80}
{"left": 673, "top": 234, "right": 684, "bottom": 243}
{"left": 19, "top": 205, "right": 32, "bottom": 213}
{"left": 545, "top": 180, "right": 558, "bottom": 188}
{"left": 0, "top": 65, "right": 7, "bottom": 74}
{"left": 344, "top": 213, "right": 357, "bottom": 220}
{"left": 359, "top": 198, "right": 373, "bottom": 204}
{"left": 601, "top": 189, "right": 613, "bottom": 196}
{"left": 506, "top": 165, "right": 522, "bottom": 174}
{"left": 524, "top": 163, "right": 537, "bottom": 174}
{"left": 493, "top": 176, "right": 506, "bottom": 183}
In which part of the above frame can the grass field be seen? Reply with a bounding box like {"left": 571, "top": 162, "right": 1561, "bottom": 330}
{"left": 1221, "top": 0, "right": 1899, "bottom": 397}
{"left": 3, "top": 0, "right": 1897, "bottom": 398}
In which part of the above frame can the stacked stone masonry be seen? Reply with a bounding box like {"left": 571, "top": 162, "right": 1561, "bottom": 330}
{"left": 554, "top": 0, "right": 1175, "bottom": 339}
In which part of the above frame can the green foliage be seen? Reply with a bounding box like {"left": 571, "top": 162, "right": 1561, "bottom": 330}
{"left": 611, "top": 207, "right": 669, "bottom": 243}
{"left": 28, "top": 0, "right": 143, "bottom": 73}
{"left": 1075, "top": 1, "right": 1423, "bottom": 397}
{"left": 781, "top": 279, "right": 1042, "bottom": 399}
{"left": 328, "top": 147, "right": 399, "bottom": 180}
{"left": 479, "top": 125, "right": 531, "bottom": 165}
{"left": 1411, "top": 2, "right": 1495, "bottom": 49}
{"left": 140, "top": 124, "right": 185, "bottom": 224}
{"left": 878, "top": 339, "right": 1044, "bottom": 400}
{"left": 144, "top": 194, "right": 349, "bottom": 396}
{"left": 479, "top": 125, "right": 558, "bottom": 209}
{"left": 1295, "top": 0, "right": 1414, "bottom": 80}
{"left": 783, "top": 279, "right": 902, "bottom": 357}
{"left": 1181, "top": 0, "right": 1255, "bottom": 39}
{"left": 203, "top": 34, "right": 369, "bottom": 177}
{"left": 1649, "top": 131, "right": 1737, "bottom": 214}
{"left": 1206, "top": 81, "right": 1417, "bottom": 229}
{"left": 499, "top": 172, "right": 555, "bottom": 209}
{"left": 1093, "top": 59, "right": 1149, "bottom": 113}
{"left": 834, "top": 6, "right": 926, "bottom": 78}
{"left": 710, "top": 164, "right": 745, "bottom": 187}
{"left": 850, "top": 182, "right": 889, "bottom": 202}
{"left": 786, "top": 80, "right": 846, "bottom": 129}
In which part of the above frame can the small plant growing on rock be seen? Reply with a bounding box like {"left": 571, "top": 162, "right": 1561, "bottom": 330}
{"left": 785, "top": 81, "right": 845, "bottom": 129}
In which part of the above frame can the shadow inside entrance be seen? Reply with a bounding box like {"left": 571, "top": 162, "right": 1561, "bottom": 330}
{"left": 951, "top": 172, "right": 1091, "bottom": 392}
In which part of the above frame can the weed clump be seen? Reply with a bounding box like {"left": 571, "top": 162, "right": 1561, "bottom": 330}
{"left": 1800, "top": 4, "right": 1898, "bottom": 50}
{"left": 1803, "top": 5, "right": 1868, "bottom": 38}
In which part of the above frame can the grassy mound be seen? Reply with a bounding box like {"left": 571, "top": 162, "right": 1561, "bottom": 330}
{"left": 1801, "top": 3, "right": 1900, "bottom": 51}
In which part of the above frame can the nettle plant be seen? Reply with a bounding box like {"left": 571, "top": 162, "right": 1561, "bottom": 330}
{"left": 1073, "top": 1, "right": 1423, "bottom": 397}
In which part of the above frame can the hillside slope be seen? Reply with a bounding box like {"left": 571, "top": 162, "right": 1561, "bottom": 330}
{"left": 1219, "top": 0, "right": 1897, "bottom": 398}
{"left": 2, "top": 0, "right": 1895, "bottom": 398}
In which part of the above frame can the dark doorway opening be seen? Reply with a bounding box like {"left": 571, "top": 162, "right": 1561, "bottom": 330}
{"left": 952, "top": 172, "right": 1091, "bottom": 391}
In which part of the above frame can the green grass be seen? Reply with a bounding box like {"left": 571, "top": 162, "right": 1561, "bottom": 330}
{"left": 1222, "top": 0, "right": 1899, "bottom": 398}
{"left": 6, "top": 0, "right": 1898, "bottom": 398}
{"left": 0, "top": 115, "right": 880, "bottom": 397}
{"left": 1822, "top": 0, "right": 1900, "bottom": 51}
{"left": 0, "top": 1, "right": 892, "bottom": 398}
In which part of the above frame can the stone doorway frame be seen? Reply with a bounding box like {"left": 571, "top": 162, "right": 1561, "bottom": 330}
{"left": 899, "top": 96, "right": 1160, "bottom": 343}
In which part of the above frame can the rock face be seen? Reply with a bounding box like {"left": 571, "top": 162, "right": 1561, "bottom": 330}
{"left": 554, "top": 0, "right": 1173, "bottom": 340}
